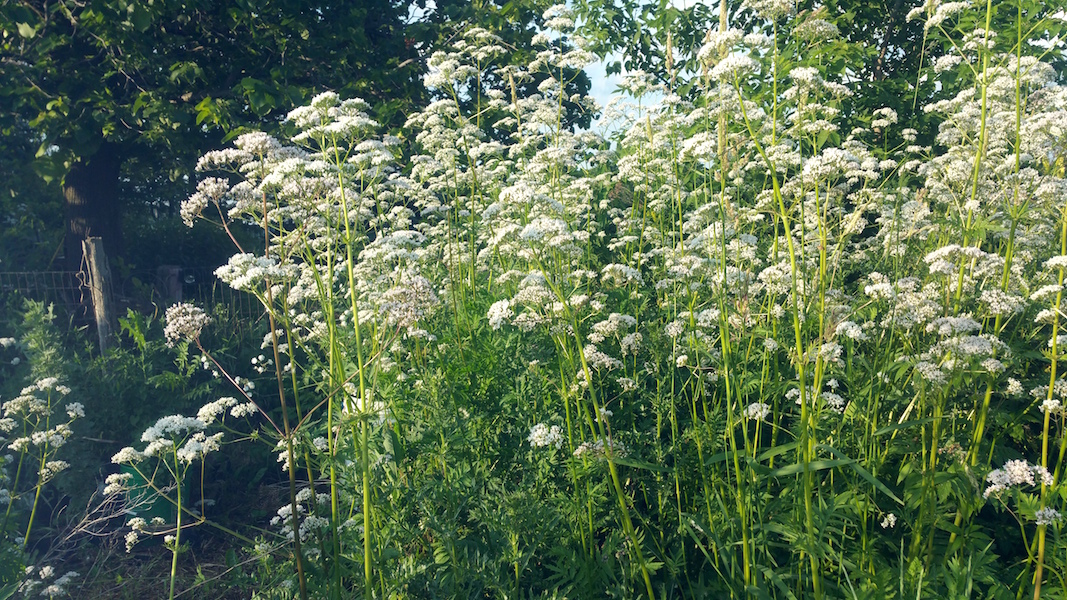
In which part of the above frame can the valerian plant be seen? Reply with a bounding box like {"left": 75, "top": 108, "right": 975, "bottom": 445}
{"left": 0, "top": 302, "right": 84, "bottom": 599}
{"left": 166, "top": 1, "right": 1067, "bottom": 598}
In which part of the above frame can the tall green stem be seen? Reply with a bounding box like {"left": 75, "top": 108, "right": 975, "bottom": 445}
{"left": 169, "top": 454, "right": 182, "bottom": 600}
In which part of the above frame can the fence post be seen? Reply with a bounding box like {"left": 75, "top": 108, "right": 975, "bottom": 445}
{"left": 157, "top": 265, "right": 183, "bottom": 304}
{"left": 83, "top": 237, "right": 114, "bottom": 351}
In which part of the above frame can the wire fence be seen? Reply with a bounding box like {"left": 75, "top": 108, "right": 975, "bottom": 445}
{"left": 0, "top": 266, "right": 262, "bottom": 325}
{"left": 0, "top": 271, "right": 94, "bottom": 321}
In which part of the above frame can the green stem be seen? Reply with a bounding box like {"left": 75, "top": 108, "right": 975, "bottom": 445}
{"left": 262, "top": 189, "right": 309, "bottom": 600}
{"left": 733, "top": 72, "right": 821, "bottom": 599}
{"left": 169, "top": 455, "right": 182, "bottom": 600}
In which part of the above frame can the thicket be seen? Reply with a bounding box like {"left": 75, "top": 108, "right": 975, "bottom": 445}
{"left": 3, "top": 1, "right": 1067, "bottom": 598}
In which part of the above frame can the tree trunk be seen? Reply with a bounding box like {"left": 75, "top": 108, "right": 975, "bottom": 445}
{"left": 63, "top": 142, "right": 124, "bottom": 271}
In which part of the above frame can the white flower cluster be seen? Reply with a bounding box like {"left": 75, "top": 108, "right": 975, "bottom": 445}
{"left": 111, "top": 446, "right": 146, "bottom": 465}
{"left": 3, "top": 379, "right": 72, "bottom": 425}
{"left": 984, "top": 459, "right": 1054, "bottom": 498}
{"left": 176, "top": 431, "right": 224, "bottom": 464}
{"left": 112, "top": 414, "right": 219, "bottom": 468}
{"left": 163, "top": 303, "right": 212, "bottom": 347}
{"left": 197, "top": 397, "right": 238, "bottom": 425}
{"left": 125, "top": 516, "right": 149, "bottom": 552}
{"left": 19, "top": 565, "right": 79, "bottom": 598}
{"left": 589, "top": 313, "right": 637, "bottom": 344}
{"left": 527, "top": 423, "right": 564, "bottom": 449}
{"left": 287, "top": 92, "right": 378, "bottom": 144}
{"left": 103, "top": 472, "right": 132, "bottom": 495}
{"left": 834, "top": 320, "right": 868, "bottom": 341}
{"left": 7, "top": 424, "right": 73, "bottom": 453}
{"left": 181, "top": 177, "right": 230, "bottom": 227}
{"left": 583, "top": 344, "right": 623, "bottom": 371}
{"left": 270, "top": 489, "right": 336, "bottom": 544}
{"left": 710, "top": 54, "right": 759, "bottom": 83}
{"left": 230, "top": 401, "right": 259, "bottom": 418}
{"left": 573, "top": 438, "right": 628, "bottom": 460}
{"left": 1035, "top": 507, "right": 1062, "bottom": 526}
{"left": 740, "top": 0, "right": 796, "bottom": 21}
{"left": 743, "top": 402, "right": 771, "bottom": 421}
{"left": 1006, "top": 378, "right": 1024, "bottom": 396}
{"left": 1041, "top": 398, "right": 1063, "bottom": 415}
{"left": 38, "top": 459, "right": 69, "bottom": 482}
{"left": 141, "top": 415, "right": 207, "bottom": 443}
{"left": 618, "top": 377, "right": 638, "bottom": 392}
{"left": 215, "top": 253, "right": 300, "bottom": 293}
{"left": 378, "top": 274, "right": 439, "bottom": 332}
{"left": 487, "top": 299, "right": 513, "bottom": 330}
{"left": 620, "top": 332, "right": 642, "bottom": 357}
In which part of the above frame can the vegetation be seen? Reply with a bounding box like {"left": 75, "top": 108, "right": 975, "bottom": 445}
{"left": 2, "top": 0, "right": 1067, "bottom": 598}
{"left": 0, "top": 0, "right": 424, "bottom": 270}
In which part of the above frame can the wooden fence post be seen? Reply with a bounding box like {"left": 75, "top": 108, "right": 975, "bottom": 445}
{"left": 83, "top": 237, "right": 113, "bottom": 351}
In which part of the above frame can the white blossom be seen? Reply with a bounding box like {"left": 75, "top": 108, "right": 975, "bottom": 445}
{"left": 163, "top": 303, "right": 212, "bottom": 347}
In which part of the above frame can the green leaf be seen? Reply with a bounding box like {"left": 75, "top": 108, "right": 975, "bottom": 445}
{"left": 769, "top": 459, "right": 852, "bottom": 478}
{"left": 248, "top": 90, "right": 274, "bottom": 115}
{"left": 194, "top": 96, "right": 220, "bottom": 126}
{"left": 846, "top": 459, "right": 905, "bottom": 505}
{"left": 17, "top": 22, "right": 36, "bottom": 39}
{"left": 758, "top": 440, "right": 799, "bottom": 462}
{"left": 613, "top": 456, "right": 669, "bottom": 472}
{"left": 384, "top": 427, "right": 406, "bottom": 462}
{"left": 820, "top": 445, "right": 904, "bottom": 505}
{"left": 129, "top": 4, "right": 152, "bottom": 32}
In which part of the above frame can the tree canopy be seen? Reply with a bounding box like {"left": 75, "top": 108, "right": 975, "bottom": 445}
{"left": 1, "top": 0, "right": 424, "bottom": 267}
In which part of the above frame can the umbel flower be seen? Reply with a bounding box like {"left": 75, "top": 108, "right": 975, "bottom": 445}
{"left": 984, "top": 459, "right": 1053, "bottom": 498}
{"left": 528, "top": 423, "right": 564, "bottom": 449}
{"left": 163, "top": 303, "right": 212, "bottom": 347}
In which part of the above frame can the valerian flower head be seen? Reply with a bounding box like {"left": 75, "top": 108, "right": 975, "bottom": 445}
{"left": 1035, "top": 507, "right": 1062, "bottom": 526}
{"left": 1041, "top": 398, "right": 1063, "bottom": 415}
{"left": 163, "top": 303, "right": 212, "bottom": 347}
{"left": 487, "top": 299, "right": 513, "bottom": 330}
{"left": 111, "top": 447, "right": 145, "bottom": 465}
{"left": 197, "top": 397, "right": 238, "bottom": 425}
{"left": 176, "top": 431, "right": 225, "bottom": 464}
{"left": 378, "top": 274, "right": 439, "bottom": 332}
{"left": 141, "top": 415, "right": 207, "bottom": 443}
{"left": 527, "top": 423, "right": 564, "bottom": 449}
{"left": 103, "top": 472, "right": 132, "bottom": 495}
{"left": 743, "top": 402, "right": 771, "bottom": 420}
{"left": 215, "top": 253, "right": 299, "bottom": 292}
{"left": 985, "top": 459, "right": 1054, "bottom": 498}
{"left": 39, "top": 460, "right": 68, "bottom": 482}
{"left": 230, "top": 402, "right": 258, "bottom": 418}
{"left": 181, "top": 177, "right": 230, "bottom": 227}
{"left": 834, "top": 321, "right": 868, "bottom": 341}
{"left": 710, "top": 54, "right": 759, "bottom": 83}
{"left": 573, "top": 438, "right": 628, "bottom": 460}
{"left": 793, "top": 17, "right": 839, "bottom": 42}
{"left": 698, "top": 28, "right": 744, "bottom": 64}
{"left": 233, "top": 131, "right": 283, "bottom": 156}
